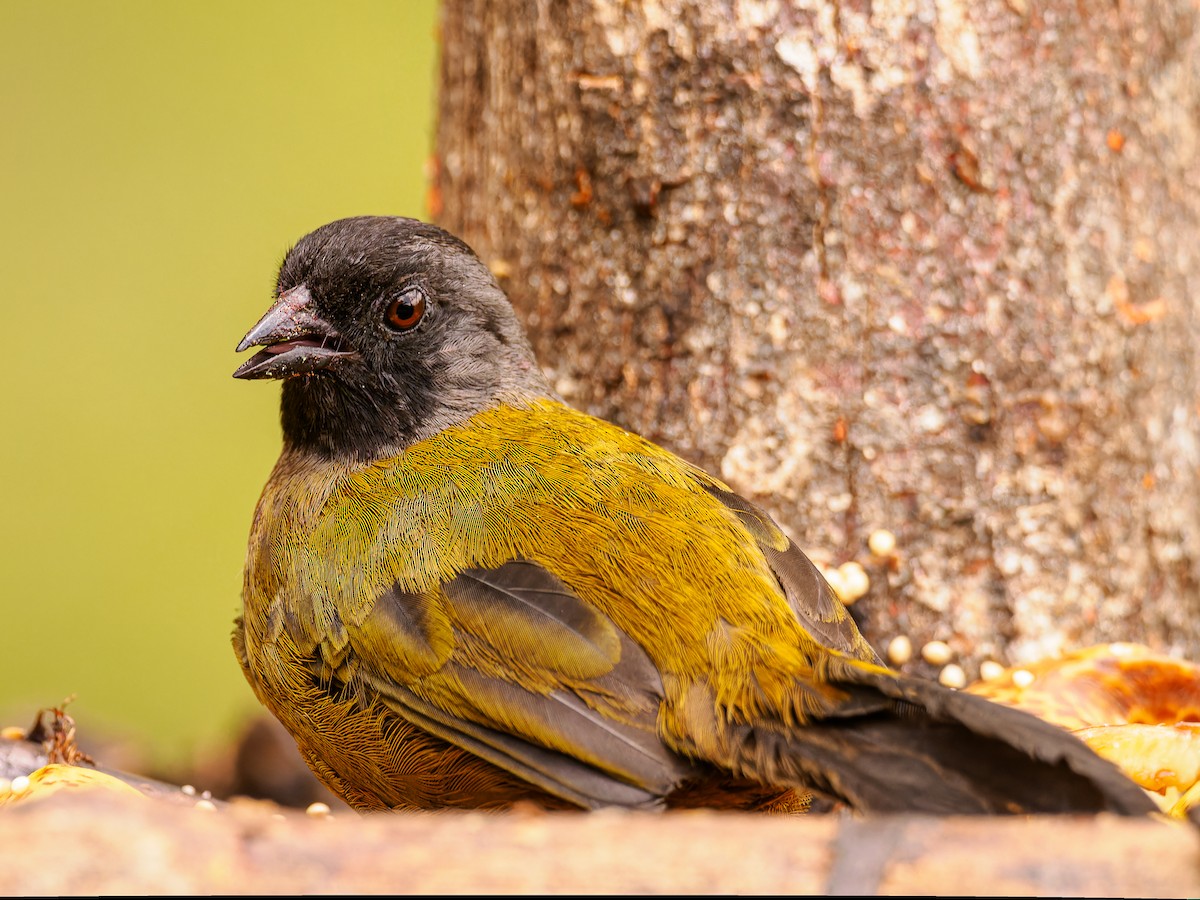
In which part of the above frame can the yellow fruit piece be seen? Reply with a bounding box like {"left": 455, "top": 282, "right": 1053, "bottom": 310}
{"left": 1170, "top": 780, "right": 1200, "bottom": 819}
{"left": 966, "top": 643, "right": 1200, "bottom": 732}
{"left": 0, "top": 764, "right": 146, "bottom": 806}
{"left": 1072, "top": 723, "right": 1200, "bottom": 795}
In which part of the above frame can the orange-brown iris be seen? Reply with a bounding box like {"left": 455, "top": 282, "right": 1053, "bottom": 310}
{"left": 386, "top": 290, "right": 426, "bottom": 331}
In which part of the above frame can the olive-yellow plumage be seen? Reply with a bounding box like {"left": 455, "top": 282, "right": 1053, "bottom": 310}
{"left": 232, "top": 216, "right": 1155, "bottom": 815}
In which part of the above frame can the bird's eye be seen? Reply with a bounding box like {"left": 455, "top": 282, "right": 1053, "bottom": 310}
{"left": 384, "top": 289, "right": 426, "bottom": 331}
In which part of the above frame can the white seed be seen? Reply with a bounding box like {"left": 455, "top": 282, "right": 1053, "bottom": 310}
{"left": 868, "top": 529, "right": 897, "bottom": 557}
{"left": 828, "top": 493, "right": 853, "bottom": 513}
{"left": 1011, "top": 669, "right": 1036, "bottom": 688}
{"left": 180, "top": 784, "right": 197, "bottom": 796}
{"left": 10, "top": 776, "right": 30, "bottom": 795}
{"left": 921, "top": 640, "right": 953, "bottom": 665}
{"left": 194, "top": 799, "right": 217, "bottom": 812}
{"left": 939, "top": 663, "right": 967, "bottom": 688}
{"left": 979, "top": 660, "right": 1006, "bottom": 682}
{"left": 887, "top": 635, "right": 913, "bottom": 666}
{"left": 822, "top": 567, "right": 848, "bottom": 602}
{"left": 836, "top": 561, "right": 870, "bottom": 604}
{"left": 306, "top": 801, "right": 332, "bottom": 818}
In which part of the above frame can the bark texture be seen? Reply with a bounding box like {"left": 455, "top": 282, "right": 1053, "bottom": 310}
{"left": 434, "top": 0, "right": 1200, "bottom": 677}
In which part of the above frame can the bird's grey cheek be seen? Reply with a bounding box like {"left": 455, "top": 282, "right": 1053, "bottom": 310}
{"left": 442, "top": 322, "right": 498, "bottom": 357}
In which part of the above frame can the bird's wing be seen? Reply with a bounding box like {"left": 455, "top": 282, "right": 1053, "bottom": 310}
{"left": 344, "top": 559, "right": 696, "bottom": 809}
{"left": 693, "top": 479, "right": 882, "bottom": 665}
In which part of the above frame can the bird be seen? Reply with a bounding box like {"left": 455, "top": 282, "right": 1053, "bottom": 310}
{"left": 231, "top": 215, "right": 1155, "bottom": 815}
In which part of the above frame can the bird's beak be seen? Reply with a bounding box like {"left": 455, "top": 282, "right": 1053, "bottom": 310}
{"left": 233, "top": 285, "right": 354, "bottom": 380}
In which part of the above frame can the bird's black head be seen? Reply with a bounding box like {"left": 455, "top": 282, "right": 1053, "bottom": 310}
{"left": 234, "top": 216, "right": 550, "bottom": 460}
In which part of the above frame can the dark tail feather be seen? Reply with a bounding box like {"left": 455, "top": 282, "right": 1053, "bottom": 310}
{"left": 738, "top": 670, "right": 1157, "bottom": 815}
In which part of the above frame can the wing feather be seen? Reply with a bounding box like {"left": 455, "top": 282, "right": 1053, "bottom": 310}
{"left": 347, "top": 560, "right": 694, "bottom": 808}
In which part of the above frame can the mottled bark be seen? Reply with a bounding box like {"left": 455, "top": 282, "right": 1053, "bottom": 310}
{"left": 434, "top": 0, "right": 1200, "bottom": 678}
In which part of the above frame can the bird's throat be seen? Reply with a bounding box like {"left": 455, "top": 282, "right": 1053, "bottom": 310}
{"left": 279, "top": 375, "right": 431, "bottom": 461}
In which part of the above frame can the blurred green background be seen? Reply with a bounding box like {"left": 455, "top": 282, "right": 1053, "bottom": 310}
{"left": 0, "top": 0, "right": 439, "bottom": 768}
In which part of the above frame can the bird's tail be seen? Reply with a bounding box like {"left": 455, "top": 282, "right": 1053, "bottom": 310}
{"left": 725, "top": 667, "right": 1157, "bottom": 815}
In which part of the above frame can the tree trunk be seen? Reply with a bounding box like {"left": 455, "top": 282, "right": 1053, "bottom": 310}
{"left": 434, "top": 0, "right": 1200, "bottom": 679}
